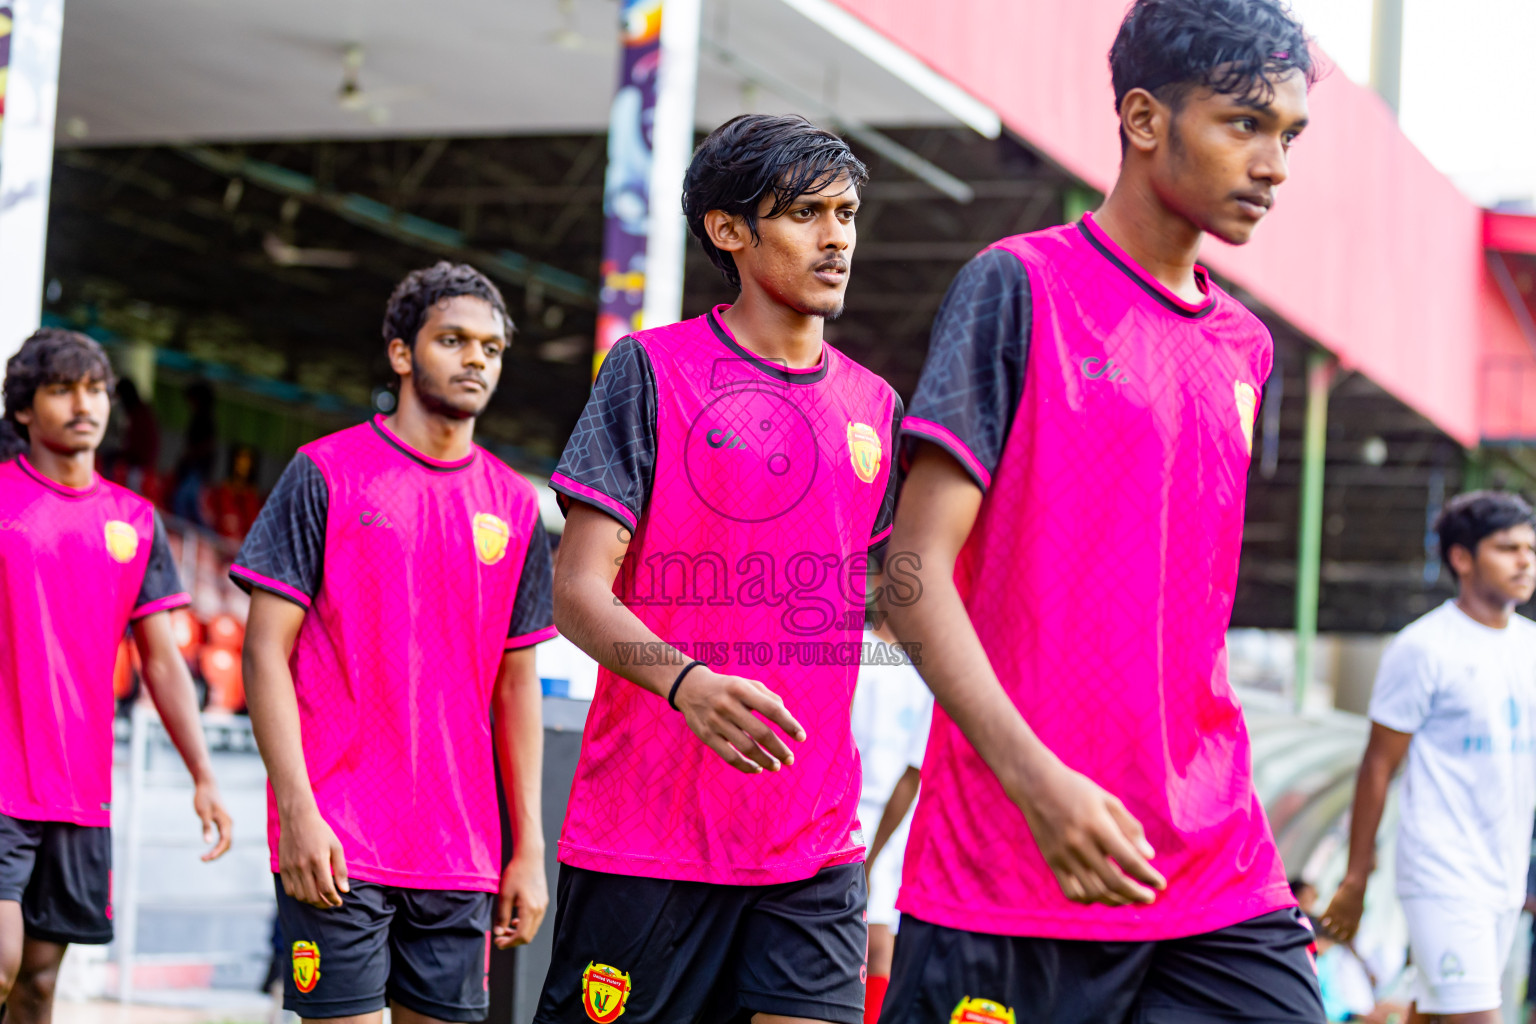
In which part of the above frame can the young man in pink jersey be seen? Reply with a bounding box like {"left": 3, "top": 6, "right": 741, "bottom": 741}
{"left": 0, "top": 329, "right": 232, "bottom": 1024}
{"left": 236, "top": 263, "right": 555, "bottom": 1024}
{"left": 882, "top": 1, "right": 1322, "bottom": 1021}
{"left": 535, "top": 114, "right": 900, "bottom": 1024}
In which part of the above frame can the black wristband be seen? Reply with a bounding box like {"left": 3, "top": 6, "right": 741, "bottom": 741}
{"left": 668, "top": 660, "right": 707, "bottom": 711}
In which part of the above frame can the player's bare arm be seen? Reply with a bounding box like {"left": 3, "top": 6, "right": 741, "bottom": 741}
{"left": 866, "top": 764, "right": 919, "bottom": 873}
{"left": 491, "top": 645, "right": 548, "bottom": 948}
{"left": 886, "top": 445, "right": 1166, "bottom": 907}
{"left": 131, "top": 611, "right": 232, "bottom": 861}
{"left": 1322, "top": 722, "right": 1412, "bottom": 941}
{"left": 552, "top": 501, "right": 805, "bottom": 774}
{"left": 243, "top": 589, "right": 348, "bottom": 909}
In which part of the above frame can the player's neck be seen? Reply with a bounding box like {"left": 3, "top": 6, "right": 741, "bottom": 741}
{"left": 720, "top": 288, "right": 825, "bottom": 371}
{"left": 385, "top": 390, "right": 476, "bottom": 463}
{"left": 26, "top": 439, "right": 96, "bottom": 490}
{"left": 1094, "top": 176, "right": 1205, "bottom": 304}
{"left": 1455, "top": 588, "right": 1515, "bottom": 630}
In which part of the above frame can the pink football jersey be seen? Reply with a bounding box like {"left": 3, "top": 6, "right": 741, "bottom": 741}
{"left": 232, "top": 417, "right": 555, "bottom": 891}
{"left": 0, "top": 456, "right": 189, "bottom": 826}
{"left": 898, "top": 214, "right": 1292, "bottom": 940}
{"left": 551, "top": 307, "right": 901, "bottom": 885}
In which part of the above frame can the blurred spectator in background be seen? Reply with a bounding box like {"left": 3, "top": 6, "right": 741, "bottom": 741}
{"left": 171, "top": 379, "right": 217, "bottom": 526}
{"left": 1292, "top": 877, "right": 1319, "bottom": 916}
{"left": 114, "top": 377, "right": 160, "bottom": 497}
{"left": 207, "top": 444, "right": 262, "bottom": 540}
{"left": 1310, "top": 915, "right": 1405, "bottom": 1023}
{"left": 851, "top": 615, "right": 933, "bottom": 1024}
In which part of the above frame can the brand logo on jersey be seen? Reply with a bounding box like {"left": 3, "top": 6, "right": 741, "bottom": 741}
{"left": 847, "top": 422, "right": 882, "bottom": 483}
{"left": 1081, "top": 356, "right": 1130, "bottom": 385}
{"left": 950, "top": 996, "right": 1015, "bottom": 1024}
{"left": 359, "top": 511, "right": 394, "bottom": 528}
{"left": 291, "top": 940, "right": 320, "bottom": 994}
{"left": 705, "top": 427, "right": 749, "bottom": 450}
{"left": 472, "top": 512, "right": 510, "bottom": 565}
{"left": 1234, "top": 381, "right": 1258, "bottom": 454}
{"left": 581, "top": 962, "right": 631, "bottom": 1023}
{"left": 104, "top": 521, "right": 139, "bottom": 563}
{"left": 0, "top": 518, "right": 26, "bottom": 532}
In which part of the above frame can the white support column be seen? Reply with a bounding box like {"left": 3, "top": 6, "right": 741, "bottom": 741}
{"left": 0, "top": 0, "right": 64, "bottom": 361}
{"left": 640, "top": 0, "right": 701, "bottom": 331}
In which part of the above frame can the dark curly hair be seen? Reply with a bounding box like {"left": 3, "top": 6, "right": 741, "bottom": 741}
{"left": 683, "top": 114, "right": 869, "bottom": 290}
{"left": 382, "top": 262, "right": 513, "bottom": 349}
{"left": 2, "top": 328, "right": 116, "bottom": 455}
{"left": 1110, "top": 0, "right": 1318, "bottom": 151}
{"left": 1436, "top": 491, "right": 1536, "bottom": 579}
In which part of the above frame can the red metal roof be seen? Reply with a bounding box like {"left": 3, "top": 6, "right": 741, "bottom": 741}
{"left": 832, "top": 0, "right": 1528, "bottom": 447}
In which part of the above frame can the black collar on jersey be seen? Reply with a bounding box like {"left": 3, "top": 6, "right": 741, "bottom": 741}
{"left": 369, "top": 415, "right": 477, "bottom": 473}
{"left": 1076, "top": 220, "right": 1217, "bottom": 321}
{"left": 16, "top": 454, "right": 101, "bottom": 498}
{"left": 707, "top": 308, "right": 830, "bottom": 384}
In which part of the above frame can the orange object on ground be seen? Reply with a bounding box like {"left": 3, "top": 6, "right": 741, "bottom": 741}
{"left": 200, "top": 645, "right": 244, "bottom": 712}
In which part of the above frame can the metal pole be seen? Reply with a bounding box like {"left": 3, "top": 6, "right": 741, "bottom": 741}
{"left": 116, "top": 701, "right": 149, "bottom": 1003}
{"left": 0, "top": 0, "right": 65, "bottom": 360}
{"left": 1370, "top": 0, "right": 1404, "bottom": 117}
{"left": 1294, "top": 350, "right": 1334, "bottom": 712}
{"left": 639, "top": 0, "right": 701, "bottom": 332}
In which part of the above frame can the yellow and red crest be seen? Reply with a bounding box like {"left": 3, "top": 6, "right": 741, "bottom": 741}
{"left": 950, "top": 997, "right": 1015, "bottom": 1024}
{"left": 581, "top": 961, "right": 631, "bottom": 1023}
{"left": 1234, "top": 381, "right": 1258, "bottom": 455}
{"left": 472, "top": 512, "right": 510, "bottom": 565}
{"left": 104, "top": 520, "right": 139, "bottom": 563}
{"left": 291, "top": 940, "right": 320, "bottom": 994}
{"left": 847, "top": 422, "right": 883, "bottom": 484}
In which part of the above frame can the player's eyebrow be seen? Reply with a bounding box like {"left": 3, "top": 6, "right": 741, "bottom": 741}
{"left": 434, "top": 322, "right": 505, "bottom": 341}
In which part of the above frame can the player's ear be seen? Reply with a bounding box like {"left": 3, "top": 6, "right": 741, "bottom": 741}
{"left": 386, "top": 337, "right": 413, "bottom": 377}
{"left": 14, "top": 406, "right": 33, "bottom": 426}
{"left": 1119, "top": 87, "right": 1162, "bottom": 156}
{"left": 705, "top": 209, "right": 750, "bottom": 254}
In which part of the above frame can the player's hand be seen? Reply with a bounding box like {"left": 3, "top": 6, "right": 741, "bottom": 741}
{"left": 673, "top": 668, "right": 806, "bottom": 774}
{"left": 494, "top": 849, "right": 549, "bottom": 949}
{"left": 1011, "top": 760, "right": 1166, "bottom": 906}
{"left": 192, "top": 779, "right": 233, "bottom": 861}
{"left": 278, "top": 806, "right": 349, "bottom": 909}
{"left": 1320, "top": 875, "right": 1366, "bottom": 942}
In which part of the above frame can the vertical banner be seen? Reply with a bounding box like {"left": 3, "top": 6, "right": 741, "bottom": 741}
{"left": 0, "top": 7, "right": 13, "bottom": 145}
{"left": 0, "top": 0, "right": 63, "bottom": 362}
{"left": 593, "top": 0, "right": 662, "bottom": 378}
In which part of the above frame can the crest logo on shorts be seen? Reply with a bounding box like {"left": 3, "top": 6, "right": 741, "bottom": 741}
{"left": 950, "top": 996, "right": 1016, "bottom": 1024}
{"left": 847, "top": 422, "right": 883, "bottom": 484}
{"left": 104, "top": 520, "right": 139, "bottom": 563}
{"left": 581, "top": 962, "right": 631, "bottom": 1023}
{"left": 291, "top": 940, "right": 320, "bottom": 994}
{"left": 472, "top": 512, "right": 510, "bottom": 565}
{"left": 1234, "top": 381, "right": 1258, "bottom": 455}
{"left": 1439, "top": 951, "right": 1465, "bottom": 980}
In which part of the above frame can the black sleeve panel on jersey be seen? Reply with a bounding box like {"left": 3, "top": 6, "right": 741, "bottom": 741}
{"left": 230, "top": 453, "right": 329, "bottom": 607}
{"left": 868, "top": 392, "right": 905, "bottom": 564}
{"left": 506, "top": 512, "right": 556, "bottom": 648}
{"left": 550, "top": 336, "right": 658, "bottom": 530}
{"left": 901, "top": 248, "right": 1032, "bottom": 491}
{"left": 131, "top": 513, "right": 189, "bottom": 616}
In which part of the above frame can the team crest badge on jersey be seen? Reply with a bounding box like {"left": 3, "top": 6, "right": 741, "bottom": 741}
{"left": 291, "top": 940, "right": 320, "bottom": 994}
{"left": 847, "top": 422, "right": 883, "bottom": 484}
{"left": 104, "top": 520, "right": 139, "bottom": 563}
{"left": 1234, "top": 381, "right": 1258, "bottom": 455}
{"left": 472, "top": 512, "right": 510, "bottom": 565}
{"left": 950, "top": 997, "right": 1015, "bottom": 1024}
{"left": 581, "top": 962, "right": 631, "bottom": 1023}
